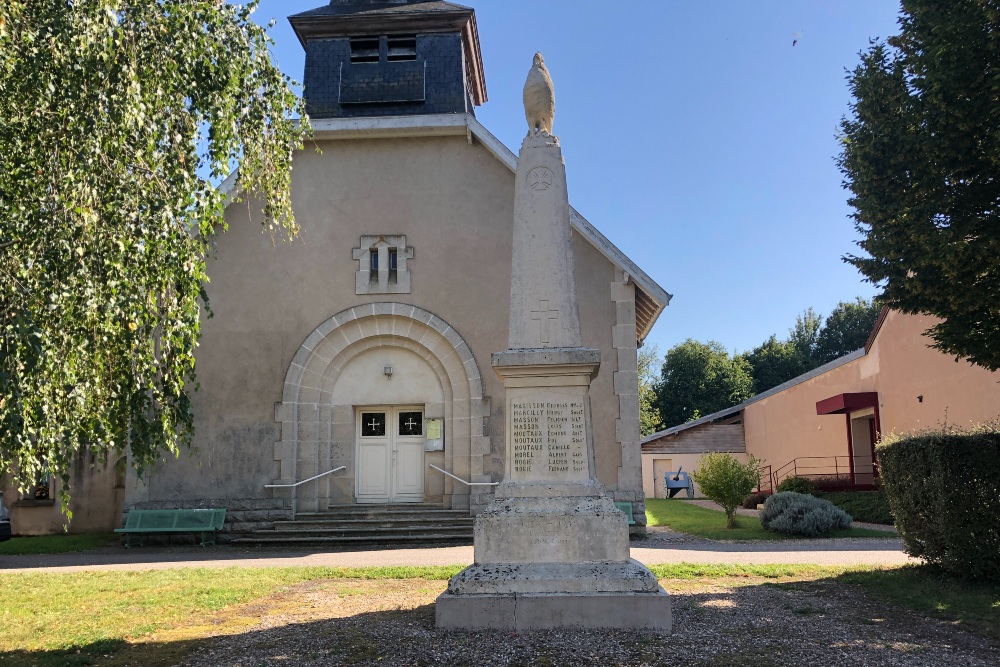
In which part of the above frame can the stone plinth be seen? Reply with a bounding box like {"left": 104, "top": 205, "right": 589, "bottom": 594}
{"left": 436, "top": 352, "right": 671, "bottom": 632}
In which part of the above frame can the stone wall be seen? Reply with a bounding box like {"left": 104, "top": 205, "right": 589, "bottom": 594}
{"left": 124, "top": 498, "right": 292, "bottom": 540}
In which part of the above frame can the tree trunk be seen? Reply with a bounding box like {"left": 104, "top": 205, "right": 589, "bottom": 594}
{"left": 726, "top": 510, "right": 738, "bottom": 529}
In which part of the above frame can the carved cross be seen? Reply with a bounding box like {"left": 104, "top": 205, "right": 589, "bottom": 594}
{"left": 530, "top": 300, "right": 559, "bottom": 344}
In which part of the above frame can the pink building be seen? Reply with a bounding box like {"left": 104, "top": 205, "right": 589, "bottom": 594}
{"left": 641, "top": 309, "right": 1000, "bottom": 498}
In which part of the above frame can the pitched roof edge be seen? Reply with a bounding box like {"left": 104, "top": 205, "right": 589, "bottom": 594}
{"left": 865, "top": 305, "right": 890, "bottom": 353}
{"left": 641, "top": 347, "right": 867, "bottom": 444}
{"left": 219, "top": 114, "right": 671, "bottom": 335}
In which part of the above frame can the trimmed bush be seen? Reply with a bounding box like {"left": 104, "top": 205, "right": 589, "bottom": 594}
{"left": 776, "top": 475, "right": 818, "bottom": 496}
{"left": 759, "top": 491, "right": 852, "bottom": 537}
{"left": 691, "top": 453, "right": 761, "bottom": 529}
{"left": 820, "top": 491, "right": 893, "bottom": 525}
{"left": 741, "top": 491, "right": 770, "bottom": 509}
{"left": 878, "top": 424, "right": 1000, "bottom": 582}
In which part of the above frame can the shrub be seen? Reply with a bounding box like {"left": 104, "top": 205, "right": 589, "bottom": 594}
{"left": 820, "top": 491, "right": 894, "bottom": 525}
{"left": 759, "top": 491, "right": 852, "bottom": 537}
{"left": 692, "top": 453, "right": 761, "bottom": 528}
{"left": 776, "top": 476, "right": 818, "bottom": 495}
{"left": 878, "top": 423, "right": 1000, "bottom": 582}
{"left": 741, "top": 491, "right": 770, "bottom": 509}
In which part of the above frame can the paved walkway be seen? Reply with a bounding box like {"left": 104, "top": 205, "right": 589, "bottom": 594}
{"left": 0, "top": 533, "right": 915, "bottom": 574}
{"left": 0, "top": 499, "right": 913, "bottom": 573}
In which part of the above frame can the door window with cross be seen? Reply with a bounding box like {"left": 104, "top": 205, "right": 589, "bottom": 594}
{"left": 360, "top": 412, "right": 387, "bottom": 437}
{"left": 398, "top": 411, "right": 423, "bottom": 436}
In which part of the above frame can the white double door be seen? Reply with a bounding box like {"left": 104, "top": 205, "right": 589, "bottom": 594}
{"left": 356, "top": 406, "right": 425, "bottom": 504}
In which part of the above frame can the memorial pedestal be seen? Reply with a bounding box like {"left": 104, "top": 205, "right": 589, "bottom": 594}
{"left": 435, "top": 350, "right": 671, "bottom": 632}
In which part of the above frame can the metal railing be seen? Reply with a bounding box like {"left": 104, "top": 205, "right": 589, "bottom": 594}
{"left": 756, "top": 465, "right": 773, "bottom": 494}
{"left": 771, "top": 456, "right": 878, "bottom": 490}
{"left": 266, "top": 466, "right": 347, "bottom": 520}
{"left": 427, "top": 464, "right": 499, "bottom": 487}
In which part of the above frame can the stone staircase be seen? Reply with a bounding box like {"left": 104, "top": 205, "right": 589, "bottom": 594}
{"left": 229, "top": 504, "right": 474, "bottom": 549}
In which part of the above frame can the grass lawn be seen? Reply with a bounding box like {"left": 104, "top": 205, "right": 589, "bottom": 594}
{"left": 645, "top": 498, "right": 891, "bottom": 540}
{"left": 0, "top": 533, "right": 119, "bottom": 555}
{"left": 0, "top": 564, "right": 996, "bottom": 666}
{"left": 0, "top": 565, "right": 463, "bottom": 667}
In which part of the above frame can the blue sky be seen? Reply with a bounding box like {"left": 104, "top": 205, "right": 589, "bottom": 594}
{"left": 249, "top": 0, "right": 902, "bottom": 356}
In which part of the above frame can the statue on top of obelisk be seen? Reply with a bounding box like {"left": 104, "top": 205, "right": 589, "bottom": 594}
{"left": 435, "top": 52, "right": 671, "bottom": 633}
{"left": 523, "top": 52, "right": 555, "bottom": 136}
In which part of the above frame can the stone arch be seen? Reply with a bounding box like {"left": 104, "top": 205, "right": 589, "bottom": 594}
{"left": 272, "top": 303, "right": 490, "bottom": 512}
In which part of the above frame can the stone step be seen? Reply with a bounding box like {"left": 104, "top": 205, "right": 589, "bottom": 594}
{"left": 274, "top": 520, "right": 475, "bottom": 532}
{"left": 229, "top": 533, "right": 473, "bottom": 548}
{"left": 235, "top": 504, "right": 475, "bottom": 549}
{"left": 268, "top": 525, "right": 473, "bottom": 537}
{"left": 295, "top": 509, "right": 472, "bottom": 520}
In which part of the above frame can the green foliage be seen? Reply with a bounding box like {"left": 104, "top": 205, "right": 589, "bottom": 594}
{"left": 813, "top": 298, "right": 881, "bottom": 364}
{"left": 744, "top": 298, "right": 879, "bottom": 394}
{"left": 820, "top": 491, "right": 893, "bottom": 525}
{"left": 691, "top": 452, "right": 761, "bottom": 529}
{"left": 760, "top": 491, "right": 853, "bottom": 537}
{"left": 776, "top": 475, "right": 818, "bottom": 496}
{"left": 638, "top": 345, "right": 663, "bottom": 436}
{"left": 788, "top": 307, "right": 822, "bottom": 361}
{"left": 839, "top": 1, "right": 1000, "bottom": 371}
{"left": 877, "top": 423, "right": 1000, "bottom": 581}
{"left": 741, "top": 491, "right": 770, "bottom": 510}
{"left": 0, "top": 1, "right": 309, "bottom": 514}
{"left": 652, "top": 339, "right": 754, "bottom": 428}
{"left": 744, "top": 335, "right": 810, "bottom": 395}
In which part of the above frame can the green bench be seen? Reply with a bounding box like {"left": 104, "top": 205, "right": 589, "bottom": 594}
{"left": 115, "top": 508, "right": 226, "bottom": 547}
{"left": 614, "top": 502, "right": 636, "bottom": 525}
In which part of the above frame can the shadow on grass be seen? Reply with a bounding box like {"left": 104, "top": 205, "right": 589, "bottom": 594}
{"left": 2, "top": 570, "right": 998, "bottom": 667}
{"left": 834, "top": 564, "right": 1000, "bottom": 641}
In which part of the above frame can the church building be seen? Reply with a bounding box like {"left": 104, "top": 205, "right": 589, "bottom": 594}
{"left": 5, "top": 0, "right": 671, "bottom": 539}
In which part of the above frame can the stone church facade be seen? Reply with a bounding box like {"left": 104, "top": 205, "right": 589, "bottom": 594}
{"left": 115, "top": 0, "right": 671, "bottom": 536}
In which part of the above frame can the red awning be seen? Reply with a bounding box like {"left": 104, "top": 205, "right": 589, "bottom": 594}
{"left": 816, "top": 392, "right": 879, "bottom": 415}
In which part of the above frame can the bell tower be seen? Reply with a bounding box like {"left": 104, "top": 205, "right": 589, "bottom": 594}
{"left": 289, "top": 0, "right": 488, "bottom": 119}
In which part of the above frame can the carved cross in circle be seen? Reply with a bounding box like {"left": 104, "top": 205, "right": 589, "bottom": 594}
{"left": 530, "top": 300, "right": 559, "bottom": 344}
{"left": 527, "top": 167, "right": 553, "bottom": 192}
{"left": 405, "top": 417, "right": 418, "bottom": 431}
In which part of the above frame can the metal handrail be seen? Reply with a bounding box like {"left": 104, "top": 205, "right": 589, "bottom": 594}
{"left": 265, "top": 466, "right": 347, "bottom": 489}
{"left": 428, "top": 464, "right": 499, "bottom": 487}
{"left": 266, "top": 466, "right": 347, "bottom": 520}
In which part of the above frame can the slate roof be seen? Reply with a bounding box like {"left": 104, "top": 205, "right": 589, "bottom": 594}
{"left": 291, "top": 1, "right": 471, "bottom": 19}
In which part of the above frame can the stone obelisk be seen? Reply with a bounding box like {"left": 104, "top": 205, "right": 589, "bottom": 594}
{"left": 435, "top": 53, "right": 671, "bottom": 632}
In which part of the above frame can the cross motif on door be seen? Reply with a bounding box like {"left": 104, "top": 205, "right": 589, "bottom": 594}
{"left": 530, "top": 300, "right": 559, "bottom": 344}
{"left": 405, "top": 417, "right": 417, "bottom": 430}
{"left": 368, "top": 418, "right": 380, "bottom": 431}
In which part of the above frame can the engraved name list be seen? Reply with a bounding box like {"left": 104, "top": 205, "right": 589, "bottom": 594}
{"left": 510, "top": 399, "right": 588, "bottom": 480}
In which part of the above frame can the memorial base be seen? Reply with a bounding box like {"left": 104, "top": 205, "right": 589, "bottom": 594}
{"left": 435, "top": 590, "right": 671, "bottom": 631}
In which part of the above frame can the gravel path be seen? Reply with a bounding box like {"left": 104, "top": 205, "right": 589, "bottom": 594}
{"left": 164, "top": 576, "right": 997, "bottom": 667}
